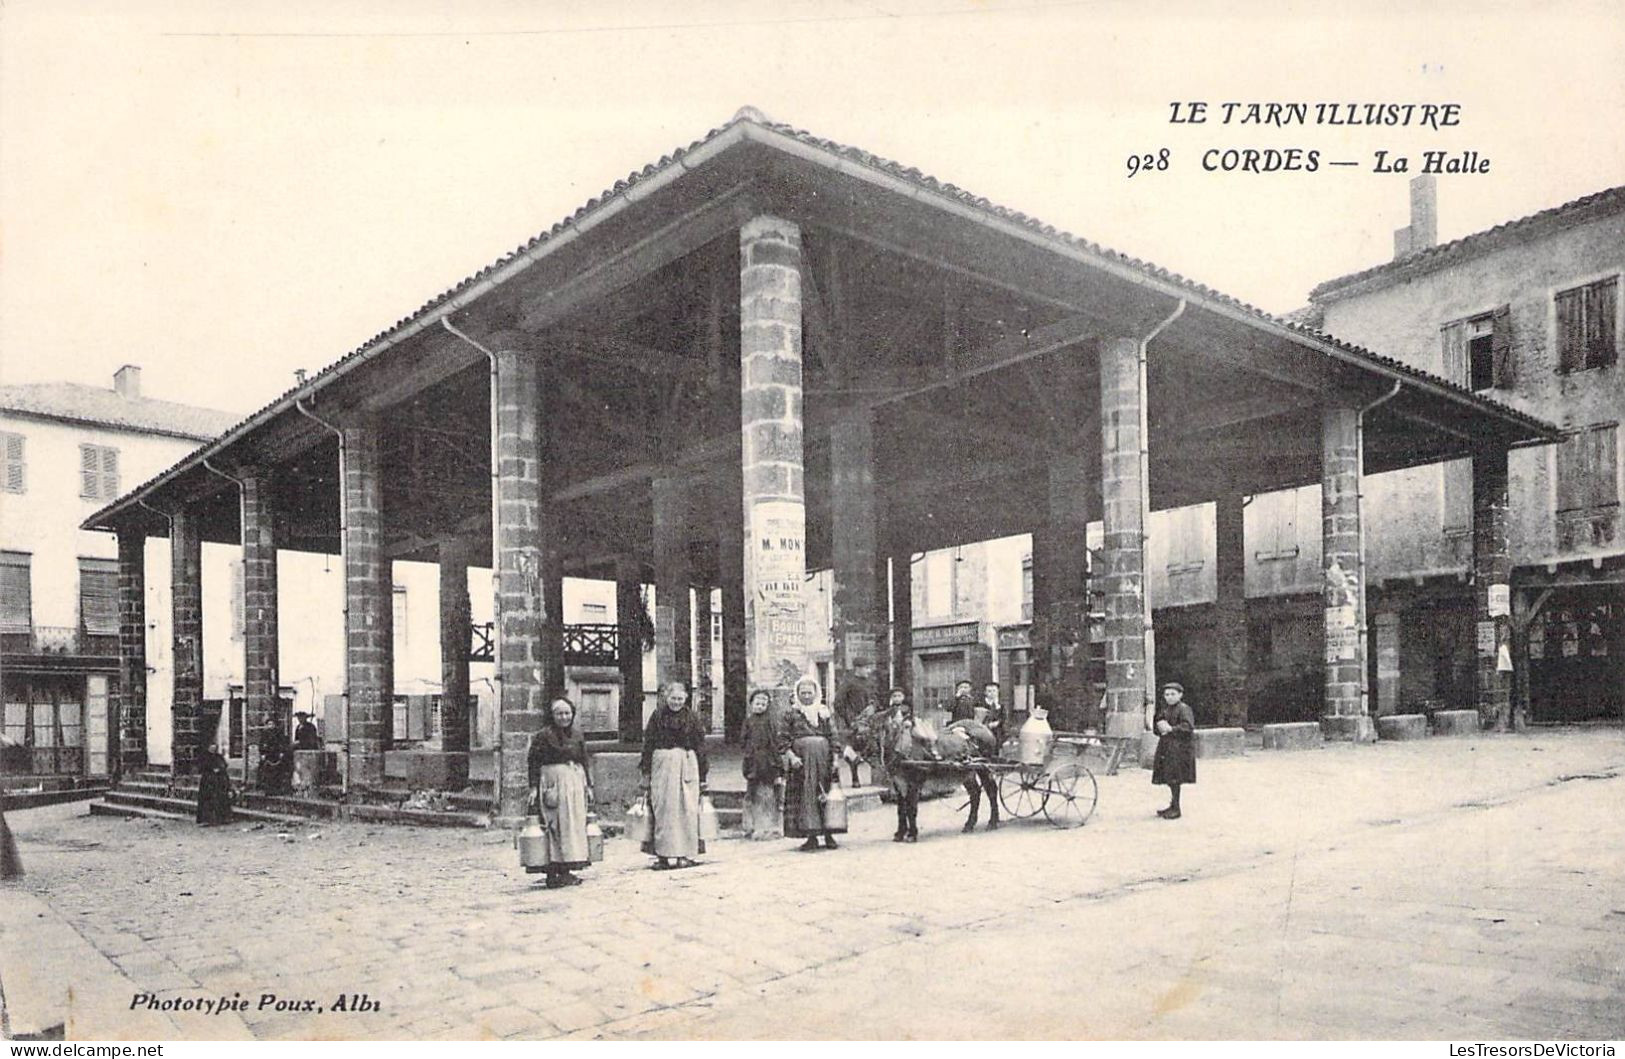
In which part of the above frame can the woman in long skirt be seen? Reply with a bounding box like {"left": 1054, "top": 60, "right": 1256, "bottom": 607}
{"left": 196, "top": 717, "right": 232, "bottom": 826}
{"left": 781, "top": 675, "right": 844, "bottom": 852}
{"left": 740, "top": 689, "right": 783, "bottom": 840}
{"left": 1151, "top": 681, "right": 1197, "bottom": 819}
{"left": 639, "top": 681, "right": 708, "bottom": 870}
{"left": 528, "top": 695, "right": 594, "bottom": 888}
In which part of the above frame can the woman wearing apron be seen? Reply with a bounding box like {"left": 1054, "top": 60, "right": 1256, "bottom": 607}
{"left": 781, "top": 674, "right": 844, "bottom": 852}
{"left": 638, "top": 681, "right": 709, "bottom": 870}
{"left": 527, "top": 696, "right": 594, "bottom": 888}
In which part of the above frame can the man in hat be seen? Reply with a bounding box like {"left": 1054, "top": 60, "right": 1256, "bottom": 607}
{"left": 293, "top": 711, "right": 321, "bottom": 751}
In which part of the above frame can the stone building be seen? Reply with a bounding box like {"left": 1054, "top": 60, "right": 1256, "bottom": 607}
{"left": 81, "top": 110, "right": 1554, "bottom": 822}
{"left": 1308, "top": 179, "right": 1624, "bottom": 725}
{"left": 1, "top": 367, "right": 237, "bottom": 787}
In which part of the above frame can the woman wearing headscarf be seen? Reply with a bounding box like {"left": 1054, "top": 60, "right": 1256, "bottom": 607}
{"left": 639, "top": 680, "right": 708, "bottom": 870}
{"left": 780, "top": 674, "right": 844, "bottom": 852}
{"left": 740, "top": 688, "right": 783, "bottom": 840}
{"left": 527, "top": 695, "right": 594, "bottom": 888}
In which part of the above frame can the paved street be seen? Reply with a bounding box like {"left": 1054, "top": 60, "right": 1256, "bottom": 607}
{"left": 4, "top": 728, "right": 1624, "bottom": 1040}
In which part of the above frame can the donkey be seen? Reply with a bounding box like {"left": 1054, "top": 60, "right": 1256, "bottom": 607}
{"left": 863, "top": 712, "right": 1000, "bottom": 842}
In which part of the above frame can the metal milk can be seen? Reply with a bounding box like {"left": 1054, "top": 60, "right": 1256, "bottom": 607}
{"left": 516, "top": 813, "right": 550, "bottom": 874}
{"left": 1017, "top": 708, "right": 1055, "bottom": 766}
{"left": 821, "top": 781, "right": 849, "bottom": 831}
{"left": 585, "top": 814, "right": 605, "bottom": 863}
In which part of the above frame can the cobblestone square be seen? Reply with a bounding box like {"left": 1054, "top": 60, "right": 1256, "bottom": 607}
{"left": 4, "top": 729, "right": 1623, "bottom": 1040}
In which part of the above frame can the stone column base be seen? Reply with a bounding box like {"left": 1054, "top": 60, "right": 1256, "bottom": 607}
{"left": 1375, "top": 714, "right": 1429, "bottom": 741}
{"left": 1320, "top": 714, "right": 1376, "bottom": 743}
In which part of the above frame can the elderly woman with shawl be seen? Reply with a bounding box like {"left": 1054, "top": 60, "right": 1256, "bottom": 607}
{"left": 639, "top": 680, "right": 709, "bottom": 870}
{"left": 781, "top": 674, "right": 845, "bottom": 852}
{"left": 527, "top": 695, "right": 594, "bottom": 888}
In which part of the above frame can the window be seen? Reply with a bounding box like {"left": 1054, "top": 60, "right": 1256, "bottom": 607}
{"left": 1252, "top": 490, "right": 1300, "bottom": 561}
{"left": 1556, "top": 424, "right": 1621, "bottom": 551}
{"left": 1020, "top": 554, "right": 1033, "bottom": 622}
{"left": 79, "top": 444, "right": 120, "bottom": 501}
{"left": 79, "top": 557, "right": 119, "bottom": 635}
{"left": 2, "top": 432, "right": 24, "bottom": 494}
{"left": 1, "top": 551, "right": 31, "bottom": 631}
{"left": 1557, "top": 424, "right": 1620, "bottom": 512}
{"left": 1441, "top": 307, "right": 1512, "bottom": 391}
{"left": 1556, "top": 277, "right": 1618, "bottom": 373}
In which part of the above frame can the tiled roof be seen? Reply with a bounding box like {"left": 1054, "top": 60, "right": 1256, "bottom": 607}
{"left": 0, "top": 382, "right": 239, "bottom": 441}
{"left": 1311, "top": 184, "right": 1625, "bottom": 302}
{"left": 85, "top": 107, "right": 1561, "bottom": 529}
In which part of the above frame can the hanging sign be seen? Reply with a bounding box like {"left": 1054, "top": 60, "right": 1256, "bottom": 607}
{"left": 1487, "top": 584, "right": 1510, "bottom": 618}
{"left": 1476, "top": 620, "right": 1498, "bottom": 655}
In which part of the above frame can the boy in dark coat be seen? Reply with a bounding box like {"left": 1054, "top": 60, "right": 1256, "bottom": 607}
{"left": 740, "top": 689, "right": 783, "bottom": 839}
{"left": 1151, "top": 681, "right": 1196, "bottom": 819}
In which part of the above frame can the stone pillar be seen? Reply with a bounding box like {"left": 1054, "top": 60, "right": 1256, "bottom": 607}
{"left": 615, "top": 556, "right": 646, "bottom": 742}
{"left": 116, "top": 528, "right": 147, "bottom": 773}
{"left": 437, "top": 538, "right": 472, "bottom": 786}
{"left": 1098, "top": 337, "right": 1150, "bottom": 739}
{"left": 739, "top": 215, "right": 808, "bottom": 702}
{"left": 169, "top": 508, "right": 204, "bottom": 776}
{"left": 540, "top": 538, "right": 566, "bottom": 700}
{"left": 1213, "top": 490, "right": 1249, "bottom": 727}
{"left": 652, "top": 475, "right": 693, "bottom": 689}
{"left": 830, "top": 411, "right": 884, "bottom": 711}
{"left": 1473, "top": 448, "right": 1513, "bottom": 731}
{"left": 240, "top": 468, "right": 281, "bottom": 787}
{"left": 493, "top": 347, "right": 548, "bottom": 822}
{"left": 1320, "top": 403, "right": 1372, "bottom": 741}
{"left": 343, "top": 419, "right": 394, "bottom": 786}
{"left": 718, "top": 474, "right": 749, "bottom": 741}
{"left": 1031, "top": 450, "right": 1092, "bottom": 730}
{"left": 890, "top": 550, "right": 913, "bottom": 695}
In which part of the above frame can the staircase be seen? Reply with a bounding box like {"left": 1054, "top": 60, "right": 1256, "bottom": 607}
{"left": 90, "top": 767, "right": 489, "bottom": 828}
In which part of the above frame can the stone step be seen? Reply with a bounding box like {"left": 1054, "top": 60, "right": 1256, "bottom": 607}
{"left": 1260, "top": 722, "right": 1325, "bottom": 751}
{"left": 1433, "top": 709, "right": 1481, "bottom": 736}
{"left": 1377, "top": 714, "right": 1429, "bottom": 741}
{"left": 89, "top": 800, "right": 194, "bottom": 824}
{"left": 101, "top": 789, "right": 309, "bottom": 828}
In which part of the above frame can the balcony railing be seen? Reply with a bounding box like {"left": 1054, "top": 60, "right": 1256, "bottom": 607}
{"left": 467, "top": 622, "right": 623, "bottom": 666}
{"left": 0, "top": 626, "right": 118, "bottom": 658}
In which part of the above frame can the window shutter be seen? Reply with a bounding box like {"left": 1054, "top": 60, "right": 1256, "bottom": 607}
{"left": 100, "top": 447, "right": 120, "bottom": 500}
{"left": 1555, "top": 288, "right": 1584, "bottom": 373}
{"left": 1490, "top": 305, "right": 1514, "bottom": 388}
{"left": 1586, "top": 278, "right": 1618, "bottom": 369}
{"left": 1, "top": 555, "right": 31, "bottom": 631}
{"left": 2, "top": 434, "right": 23, "bottom": 493}
{"left": 1439, "top": 320, "right": 1467, "bottom": 385}
{"left": 1586, "top": 425, "right": 1619, "bottom": 509}
{"left": 80, "top": 445, "right": 99, "bottom": 498}
{"left": 230, "top": 560, "right": 245, "bottom": 642}
{"left": 79, "top": 560, "right": 119, "bottom": 635}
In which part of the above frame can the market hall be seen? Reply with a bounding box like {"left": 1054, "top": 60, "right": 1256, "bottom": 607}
{"left": 83, "top": 109, "right": 1558, "bottom": 822}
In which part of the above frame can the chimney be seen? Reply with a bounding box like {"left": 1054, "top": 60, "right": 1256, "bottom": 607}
{"left": 113, "top": 364, "right": 142, "bottom": 399}
{"left": 1392, "top": 175, "right": 1438, "bottom": 260}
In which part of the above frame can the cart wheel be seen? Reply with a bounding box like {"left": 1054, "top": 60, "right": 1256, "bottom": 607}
{"left": 1041, "top": 762, "right": 1098, "bottom": 829}
{"left": 998, "top": 765, "right": 1047, "bottom": 819}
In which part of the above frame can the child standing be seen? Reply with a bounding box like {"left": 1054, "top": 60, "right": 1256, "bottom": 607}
{"left": 741, "top": 689, "right": 783, "bottom": 839}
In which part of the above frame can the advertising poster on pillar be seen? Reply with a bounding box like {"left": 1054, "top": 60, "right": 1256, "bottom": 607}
{"left": 747, "top": 498, "right": 807, "bottom": 687}
{"left": 1, "top": 0, "right": 1622, "bottom": 1048}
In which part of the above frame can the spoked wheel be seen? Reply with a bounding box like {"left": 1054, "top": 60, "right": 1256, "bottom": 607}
{"left": 998, "top": 765, "right": 1048, "bottom": 819}
{"left": 1041, "top": 762, "right": 1098, "bottom": 829}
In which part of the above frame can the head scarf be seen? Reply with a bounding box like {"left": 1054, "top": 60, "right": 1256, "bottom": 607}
{"left": 794, "top": 674, "right": 826, "bottom": 724}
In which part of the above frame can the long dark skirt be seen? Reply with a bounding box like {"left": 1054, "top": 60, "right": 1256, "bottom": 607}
{"left": 197, "top": 771, "right": 233, "bottom": 825}
{"left": 785, "top": 735, "right": 846, "bottom": 837}
{"left": 1151, "top": 733, "right": 1196, "bottom": 786}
